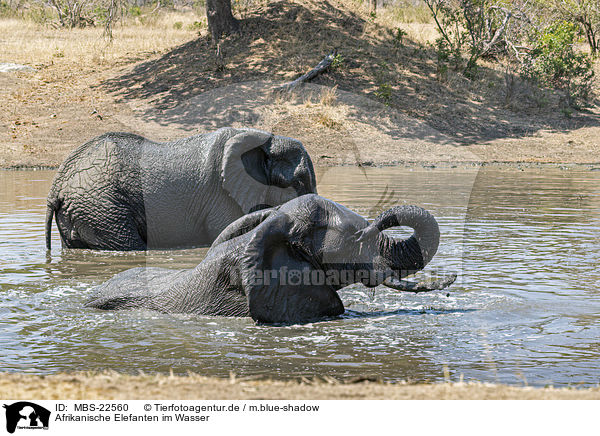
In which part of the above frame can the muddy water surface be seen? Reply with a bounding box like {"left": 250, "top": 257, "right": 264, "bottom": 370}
{"left": 1, "top": 166, "right": 599, "bottom": 386}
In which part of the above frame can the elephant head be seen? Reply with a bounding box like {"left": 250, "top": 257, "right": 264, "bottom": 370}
{"left": 86, "top": 195, "right": 452, "bottom": 323}
{"left": 237, "top": 195, "right": 441, "bottom": 324}
{"left": 221, "top": 129, "right": 317, "bottom": 214}
{"left": 335, "top": 204, "right": 440, "bottom": 287}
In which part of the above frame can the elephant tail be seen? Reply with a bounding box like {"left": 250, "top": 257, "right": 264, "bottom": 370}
{"left": 45, "top": 204, "right": 54, "bottom": 250}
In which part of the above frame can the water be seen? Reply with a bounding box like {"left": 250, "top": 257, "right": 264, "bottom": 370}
{"left": 1, "top": 166, "right": 599, "bottom": 387}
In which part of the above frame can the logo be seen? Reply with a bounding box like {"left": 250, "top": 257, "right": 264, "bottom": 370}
{"left": 3, "top": 402, "right": 50, "bottom": 434}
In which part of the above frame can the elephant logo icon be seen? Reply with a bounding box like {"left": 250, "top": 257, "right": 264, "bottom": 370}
{"left": 3, "top": 402, "right": 50, "bottom": 433}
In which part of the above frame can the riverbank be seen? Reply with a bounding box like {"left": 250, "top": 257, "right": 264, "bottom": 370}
{"left": 1, "top": 0, "right": 599, "bottom": 169}
{"left": 2, "top": 71, "right": 599, "bottom": 169}
{"left": 1, "top": 373, "right": 598, "bottom": 400}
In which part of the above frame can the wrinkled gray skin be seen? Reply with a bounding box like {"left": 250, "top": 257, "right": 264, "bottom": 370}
{"left": 45, "top": 127, "right": 316, "bottom": 250}
{"left": 87, "top": 194, "right": 441, "bottom": 324}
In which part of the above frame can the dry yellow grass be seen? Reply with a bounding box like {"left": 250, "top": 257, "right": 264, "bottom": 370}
{"left": 395, "top": 22, "right": 438, "bottom": 44}
{"left": 267, "top": 85, "right": 350, "bottom": 131}
{"left": 376, "top": 1, "right": 437, "bottom": 44}
{"left": 0, "top": 10, "right": 209, "bottom": 167}
{"left": 1, "top": 372, "right": 599, "bottom": 400}
{"left": 0, "top": 11, "right": 204, "bottom": 67}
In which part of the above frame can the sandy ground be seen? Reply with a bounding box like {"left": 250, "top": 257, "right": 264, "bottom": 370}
{"left": 2, "top": 68, "right": 599, "bottom": 169}
{"left": 1, "top": 372, "right": 599, "bottom": 400}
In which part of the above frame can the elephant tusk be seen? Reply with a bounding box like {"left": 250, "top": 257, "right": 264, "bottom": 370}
{"left": 383, "top": 273, "right": 457, "bottom": 293}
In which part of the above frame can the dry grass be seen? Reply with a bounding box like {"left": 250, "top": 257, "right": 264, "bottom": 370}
{"left": 305, "top": 86, "right": 348, "bottom": 130}
{"left": 394, "top": 22, "right": 438, "bottom": 45}
{"left": 376, "top": 0, "right": 437, "bottom": 44}
{"left": 0, "top": 6, "right": 192, "bottom": 166}
{"left": 267, "top": 86, "right": 350, "bottom": 131}
{"left": 0, "top": 11, "right": 204, "bottom": 67}
{"left": 379, "top": 0, "right": 433, "bottom": 24}
{"left": 0, "top": 9, "right": 208, "bottom": 167}
{"left": 1, "top": 372, "right": 599, "bottom": 400}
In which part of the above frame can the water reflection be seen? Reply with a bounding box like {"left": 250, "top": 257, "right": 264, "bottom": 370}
{"left": 0, "top": 167, "right": 599, "bottom": 387}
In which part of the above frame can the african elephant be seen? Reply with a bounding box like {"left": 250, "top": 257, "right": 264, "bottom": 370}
{"left": 86, "top": 194, "right": 454, "bottom": 324}
{"left": 45, "top": 127, "right": 316, "bottom": 250}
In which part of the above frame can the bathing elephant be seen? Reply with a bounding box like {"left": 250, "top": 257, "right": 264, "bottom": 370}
{"left": 45, "top": 127, "right": 316, "bottom": 250}
{"left": 86, "top": 194, "right": 455, "bottom": 324}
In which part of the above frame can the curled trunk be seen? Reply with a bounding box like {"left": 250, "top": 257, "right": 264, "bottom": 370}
{"left": 373, "top": 205, "right": 440, "bottom": 278}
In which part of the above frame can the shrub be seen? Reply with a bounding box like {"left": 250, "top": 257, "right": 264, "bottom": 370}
{"left": 93, "top": 6, "right": 108, "bottom": 22}
{"left": 423, "top": 0, "right": 522, "bottom": 76}
{"left": 129, "top": 5, "right": 142, "bottom": 16}
{"left": 331, "top": 53, "right": 345, "bottom": 70}
{"left": 544, "top": 0, "right": 600, "bottom": 54}
{"left": 435, "top": 37, "right": 451, "bottom": 81}
{"left": 0, "top": 1, "right": 11, "bottom": 17}
{"left": 522, "top": 21, "right": 595, "bottom": 107}
{"left": 394, "top": 27, "right": 407, "bottom": 47}
{"left": 375, "top": 82, "right": 392, "bottom": 104}
{"left": 186, "top": 20, "right": 204, "bottom": 31}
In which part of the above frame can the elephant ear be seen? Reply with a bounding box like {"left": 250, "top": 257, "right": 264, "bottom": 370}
{"left": 241, "top": 211, "right": 345, "bottom": 324}
{"left": 221, "top": 129, "right": 297, "bottom": 214}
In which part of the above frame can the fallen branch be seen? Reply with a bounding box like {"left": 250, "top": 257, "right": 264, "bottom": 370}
{"left": 383, "top": 273, "right": 457, "bottom": 293}
{"left": 276, "top": 50, "right": 337, "bottom": 92}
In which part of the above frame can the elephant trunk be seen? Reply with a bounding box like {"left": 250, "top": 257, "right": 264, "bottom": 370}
{"left": 373, "top": 206, "right": 440, "bottom": 278}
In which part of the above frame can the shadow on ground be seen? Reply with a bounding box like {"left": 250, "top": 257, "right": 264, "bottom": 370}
{"left": 101, "top": 0, "right": 600, "bottom": 144}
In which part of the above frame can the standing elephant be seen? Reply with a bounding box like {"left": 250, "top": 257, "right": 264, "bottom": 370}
{"left": 86, "top": 194, "right": 454, "bottom": 324}
{"left": 45, "top": 127, "right": 316, "bottom": 250}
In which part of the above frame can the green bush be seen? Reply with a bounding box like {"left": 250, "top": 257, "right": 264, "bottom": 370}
{"left": 423, "top": 0, "right": 522, "bottom": 76}
{"left": 93, "top": 6, "right": 108, "bottom": 22}
{"left": 0, "top": 1, "right": 11, "bottom": 17}
{"left": 331, "top": 53, "right": 345, "bottom": 70}
{"left": 375, "top": 82, "right": 392, "bottom": 104}
{"left": 186, "top": 20, "right": 204, "bottom": 31}
{"left": 435, "top": 37, "right": 450, "bottom": 81}
{"left": 543, "top": 0, "right": 600, "bottom": 54}
{"left": 393, "top": 27, "right": 407, "bottom": 47}
{"left": 522, "top": 21, "right": 595, "bottom": 107}
{"left": 129, "top": 5, "right": 142, "bottom": 16}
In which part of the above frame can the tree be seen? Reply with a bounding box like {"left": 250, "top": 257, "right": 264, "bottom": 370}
{"left": 548, "top": 0, "right": 600, "bottom": 54}
{"left": 49, "top": 0, "right": 95, "bottom": 28}
{"left": 522, "top": 21, "right": 595, "bottom": 107}
{"left": 423, "top": 0, "right": 531, "bottom": 75}
{"left": 206, "top": 0, "right": 239, "bottom": 42}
